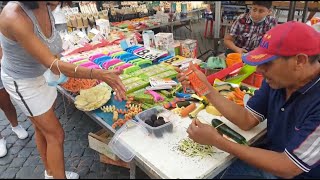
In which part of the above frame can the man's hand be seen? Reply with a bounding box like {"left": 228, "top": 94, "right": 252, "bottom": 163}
{"left": 176, "top": 63, "right": 213, "bottom": 92}
{"left": 187, "top": 119, "right": 224, "bottom": 146}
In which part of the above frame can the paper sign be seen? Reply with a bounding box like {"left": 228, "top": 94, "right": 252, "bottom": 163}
{"left": 77, "top": 31, "right": 87, "bottom": 38}
{"left": 92, "top": 33, "right": 104, "bottom": 42}
{"left": 71, "top": 7, "right": 79, "bottom": 14}
{"left": 90, "top": 28, "right": 100, "bottom": 35}
{"left": 77, "top": 37, "right": 89, "bottom": 46}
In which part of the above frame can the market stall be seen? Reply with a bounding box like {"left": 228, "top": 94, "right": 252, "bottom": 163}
{"left": 56, "top": 17, "right": 267, "bottom": 177}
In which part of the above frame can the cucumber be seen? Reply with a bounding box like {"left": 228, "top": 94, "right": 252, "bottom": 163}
{"left": 211, "top": 119, "right": 247, "bottom": 145}
{"left": 176, "top": 101, "right": 191, "bottom": 108}
{"left": 239, "top": 85, "right": 249, "bottom": 92}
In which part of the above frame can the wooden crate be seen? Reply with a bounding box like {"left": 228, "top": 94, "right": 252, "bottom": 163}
{"left": 88, "top": 129, "right": 119, "bottom": 161}
{"left": 99, "top": 153, "right": 130, "bottom": 169}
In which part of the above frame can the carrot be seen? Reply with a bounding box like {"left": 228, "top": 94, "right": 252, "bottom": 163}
{"left": 112, "top": 123, "right": 118, "bottom": 129}
{"left": 234, "top": 88, "right": 245, "bottom": 98}
{"left": 61, "top": 78, "right": 98, "bottom": 93}
{"left": 233, "top": 91, "right": 244, "bottom": 100}
{"left": 180, "top": 103, "right": 196, "bottom": 117}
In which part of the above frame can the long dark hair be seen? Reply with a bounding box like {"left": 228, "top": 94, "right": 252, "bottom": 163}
{"left": 19, "top": 1, "right": 39, "bottom": 9}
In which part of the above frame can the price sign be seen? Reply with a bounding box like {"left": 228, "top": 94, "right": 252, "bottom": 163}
{"left": 134, "top": 48, "right": 167, "bottom": 61}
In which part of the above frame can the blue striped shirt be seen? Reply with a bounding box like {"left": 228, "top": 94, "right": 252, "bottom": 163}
{"left": 247, "top": 76, "right": 320, "bottom": 178}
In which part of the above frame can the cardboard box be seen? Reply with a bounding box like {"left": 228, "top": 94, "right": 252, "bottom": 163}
{"left": 154, "top": 33, "right": 174, "bottom": 51}
{"left": 99, "top": 154, "right": 130, "bottom": 169}
{"left": 180, "top": 39, "right": 198, "bottom": 58}
{"left": 88, "top": 129, "right": 119, "bottom": 161}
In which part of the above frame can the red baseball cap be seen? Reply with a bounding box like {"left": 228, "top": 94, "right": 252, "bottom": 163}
{"left": 242, "top": 21, "right": 320, "bottom": 66}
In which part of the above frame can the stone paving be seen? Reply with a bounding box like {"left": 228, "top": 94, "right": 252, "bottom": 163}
{"left": 0, "top": 19, "right": 217, "bottom": 179}
{"left": 0, "top": 93, "right": 150, "bottom": 179}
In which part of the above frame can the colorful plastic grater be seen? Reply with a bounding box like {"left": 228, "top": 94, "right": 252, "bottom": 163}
{"left": 184, "top": 69, "right": 211, "bottom": 96}
{"left": 144, "top": 90, "right": 164, "bottom": 102}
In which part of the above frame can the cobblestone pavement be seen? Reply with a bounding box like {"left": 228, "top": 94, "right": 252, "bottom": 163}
{"left": 0, "top": 93, "right": 149, "bottom": 179}
{"left": 0, "top": 19, "right": 216, "bottom": 179}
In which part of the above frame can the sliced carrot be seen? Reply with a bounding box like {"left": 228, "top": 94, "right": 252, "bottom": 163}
{"left": 180, "top": 103, "right": 196, "bottom": 117}
{"left": 233, "top": 91, "right": 244, "bottom": 100}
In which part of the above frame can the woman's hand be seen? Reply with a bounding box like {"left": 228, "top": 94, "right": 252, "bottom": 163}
{"left": 187, "top": 119, "right": 224, "bottom": 146}
{"left": 99, "top": 69, "right": 126, "bottom": 101}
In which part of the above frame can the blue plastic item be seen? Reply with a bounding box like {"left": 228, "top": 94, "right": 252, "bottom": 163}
{"left": 157, "top": 55, "right": 174, "bottom": 63}
{"left": 122, "top": 55, "right": 140, "bottom": 62}
{"left": 125, "top": 45, "right": 142, "bottom": 53}
{"left": 175, "top": 92, "right": 192, "bottom": 99}
{"left": 93, "top": 56, "right": 112, "bottom": 65}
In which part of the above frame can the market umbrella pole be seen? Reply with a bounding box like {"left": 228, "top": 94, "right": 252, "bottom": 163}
{"left": 197, "top": 2, "right": 221, "bottom": 60}
{"left": 213, "top": 1, "right": 221, "bottom": 57}
{"left": 287, "top": 1, "right": 297, "bottom": 21}
{"left": 302, "top": 1, "right": 309, "bottom": 23}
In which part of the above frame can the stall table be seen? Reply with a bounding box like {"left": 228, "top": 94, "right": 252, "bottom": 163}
{"left": 57, "top": 83, "right": 267, "bottom": 179}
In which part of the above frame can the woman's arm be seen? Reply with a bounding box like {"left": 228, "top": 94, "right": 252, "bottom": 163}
{"left": 0, "top": 8, "right": 126, "bottom": 100}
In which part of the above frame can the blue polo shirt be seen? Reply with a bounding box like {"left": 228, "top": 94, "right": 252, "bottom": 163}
{"left": 246, "top": 75, "right": 320, "bottom": 179}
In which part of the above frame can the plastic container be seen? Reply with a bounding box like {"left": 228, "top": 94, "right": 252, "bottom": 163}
{"left": 135, "top": 106, "right": 178, "bottom": 138}
{"left": 108, "top": 120, "right": 144, "bottom": 162}
{"left": 226, "top": 53, "right": 242, "bottom": 67}
{"left": 225, "top": 65, "right": 256, "bottom": 84}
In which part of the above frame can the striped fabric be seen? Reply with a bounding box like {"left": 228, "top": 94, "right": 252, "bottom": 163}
{"left": 229, "top": 13, "right": 277, "bottom": 52}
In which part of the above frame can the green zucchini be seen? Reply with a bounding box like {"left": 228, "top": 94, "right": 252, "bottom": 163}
{"left": 239, "top": 85, "right": 249, "bottom": 92}
{"left": 176, "top": 101, "right": 191, "bottom": 108}
{"left": 211, "top": 119, "right": 247, "bottom": 145}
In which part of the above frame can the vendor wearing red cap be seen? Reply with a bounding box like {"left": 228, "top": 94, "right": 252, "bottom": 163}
{"left": 177, "top": 21, "right": 320, "bottom": 178}
{"left": 224, "top": 1, "right": 277, "bottom": 56}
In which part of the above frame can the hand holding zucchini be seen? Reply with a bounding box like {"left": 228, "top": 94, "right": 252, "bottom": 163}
{"left": 211, "top": 119, "right": 247, "bottom": 145}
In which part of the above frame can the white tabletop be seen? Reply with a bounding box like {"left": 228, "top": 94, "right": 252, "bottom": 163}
{"left": 114, "top": 109, "right": 267, "bottom": 179}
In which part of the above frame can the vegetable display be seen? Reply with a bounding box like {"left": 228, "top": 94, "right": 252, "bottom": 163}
{"left": 178, "top": 138, "right": 216, "bottom": 158}
{"left": 74, "top": 83, "right": 112, "bottom": 111}
{"left": 61, "top": 78, "right": 98, "bottom": 93}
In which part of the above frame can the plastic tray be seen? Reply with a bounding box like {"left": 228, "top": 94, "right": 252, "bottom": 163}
{"left": 225, "top": 65, "right": 256, "bottom": 84}
{"left": 135, "top": 106, "right": 178, "bottom": 138}
{"left": 108, "top": 120, "right": 145, "bottom": 162}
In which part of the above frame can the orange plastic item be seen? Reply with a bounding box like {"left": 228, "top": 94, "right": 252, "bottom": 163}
{"left": 185, "top": 69, "right": 210, "bottom": 96}
{"left": 226, "top": 53, "right": 242, "bottom": 67}
{"left": 311, "top": 17, "right": 320, "bottom": 25}
{"left": 242, "top": 72, "right": 264, "bottom": 88}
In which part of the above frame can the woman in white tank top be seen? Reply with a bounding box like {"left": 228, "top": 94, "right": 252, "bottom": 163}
{"left": 0, "top": 1, "right": 126, "bottom": 179}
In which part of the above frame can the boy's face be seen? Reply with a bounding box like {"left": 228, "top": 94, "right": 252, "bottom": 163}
{"left": 250, "top": 5, "right": 271, "bottom": 23}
